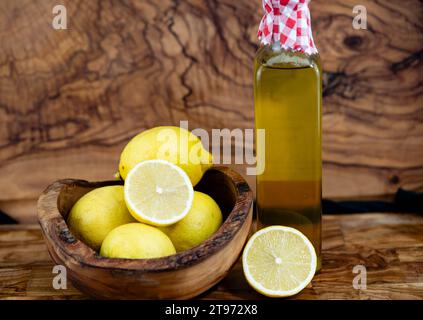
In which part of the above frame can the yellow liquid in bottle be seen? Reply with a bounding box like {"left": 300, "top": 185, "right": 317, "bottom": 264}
{"left": 254, "top": 46, "right": 322, "bottom": 270}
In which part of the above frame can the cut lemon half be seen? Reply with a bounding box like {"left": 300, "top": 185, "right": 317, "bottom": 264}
{"left": 124, "top": 160, "right": 194, "bottom": 226}
{"left": 242, "top": 226, "right": 317, "bottom": 297}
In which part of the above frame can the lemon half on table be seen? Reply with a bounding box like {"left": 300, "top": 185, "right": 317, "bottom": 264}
{"left": 242, "top": 226, "right": 317, "bottom": 298}
{"left": 124, "top": 159, "right": 194, "bottom": 226}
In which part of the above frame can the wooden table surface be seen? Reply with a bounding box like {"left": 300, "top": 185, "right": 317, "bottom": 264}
{"left": 1, "top": 213, "right": 422, "bottom": 300}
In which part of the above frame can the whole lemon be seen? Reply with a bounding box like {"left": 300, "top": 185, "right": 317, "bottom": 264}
{"left": 100, "top": 223, "right": 176, "bottom": 259}
{"left": 160, "top": 191, "right": 223, "bottom": 252}
{"left": 67, "top": 186, "right": 135, "bottom": 251}
{"left": 118, "top": 126, "right": 213, "bottom": 186}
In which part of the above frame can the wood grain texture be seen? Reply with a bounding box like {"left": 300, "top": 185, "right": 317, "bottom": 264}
{"left": 0, "top": 0, "right": 422, "bottom": 222}
{"left": 1, "top": 213, "right": 422, "bottom": 300}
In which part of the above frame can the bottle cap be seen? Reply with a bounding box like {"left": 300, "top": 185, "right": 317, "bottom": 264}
{"left": 258, "top": 0, "right": 318, "bottom": 55}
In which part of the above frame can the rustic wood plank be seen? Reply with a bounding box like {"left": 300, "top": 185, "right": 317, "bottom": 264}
{"left": 1, "top": 213, "right": 422, "bottom": 300}
{"left": 0, "top": 0, "right": 422, "bottom": 222}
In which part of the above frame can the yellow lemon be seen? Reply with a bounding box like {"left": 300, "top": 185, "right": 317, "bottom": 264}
{"left": 124, "top": 160, "right": 194, "bottom": 226}
{"left": 160, "top": 191, "right": 222, "bottom": 252}
{"left": 242, "top": 226, "right": 317, "bottom": 297}
{"left": 118, "top": 126, "right": 213, "bottom": 186}
{"left": 67, "top": 186, "right": 135, "bottom": 251}
{"left": 100, "top": 223, "right": 176, "bottom": 259}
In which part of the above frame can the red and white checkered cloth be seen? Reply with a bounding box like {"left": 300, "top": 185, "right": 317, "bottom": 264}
{"left": 258, "top": 0, "right": 317, "bottom": 55}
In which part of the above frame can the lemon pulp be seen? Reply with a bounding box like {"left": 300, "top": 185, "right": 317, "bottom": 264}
{"left": 124, "top": 159, "right": 194, "bottom": 226}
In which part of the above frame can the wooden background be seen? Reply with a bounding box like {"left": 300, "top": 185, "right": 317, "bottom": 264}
{"left": 0, "top": 0, "right": 422, "bottom": 222}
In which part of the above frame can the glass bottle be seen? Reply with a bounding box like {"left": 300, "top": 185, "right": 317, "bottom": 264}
{"left": 254, "top": 39, "right": 322, "bottom": 268}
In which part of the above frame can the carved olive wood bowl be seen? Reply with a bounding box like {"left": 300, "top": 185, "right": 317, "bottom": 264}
{"left": 37, "top": 166, "right": 253, "bottom": 299}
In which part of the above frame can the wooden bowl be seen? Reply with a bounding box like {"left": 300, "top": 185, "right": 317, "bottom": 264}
{"left": 37, "top": 166, "right": 253, "bottom": 299}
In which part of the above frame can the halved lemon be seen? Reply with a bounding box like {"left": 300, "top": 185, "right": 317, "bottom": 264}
{"left": 124, "top": 160, "right": 194, "bottom": 226}
{"left": 242, "top": 226, "right": 317, "bottom": 297}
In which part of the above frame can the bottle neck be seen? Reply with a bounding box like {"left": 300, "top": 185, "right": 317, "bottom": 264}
{"left": 257, "top": 43, "right": 319, "bottom": 69}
